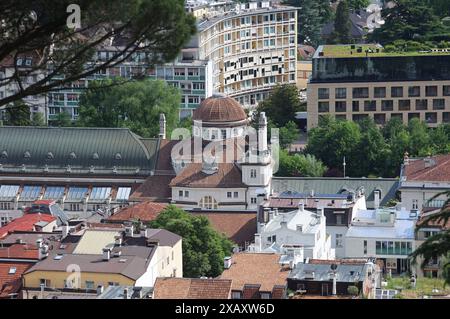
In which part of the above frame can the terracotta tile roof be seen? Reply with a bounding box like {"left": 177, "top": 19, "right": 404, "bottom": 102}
{"left": 192, "top": 95, "right": 247, "bottom": 123}
{"left": 190, "top": 211, "right": 256, "bottom": 246}
{"left": 219, "top": 253, "right": 289, "bottom": 292}
{"left": 129, "top": 175, "right": 173, "bottom": 201}
{"left": 107, "top": 202, "right": 167, "bottom": 223}
{"left": 403, "top": 155, "right": 450, "bottom": 181}
{"left": 0, "top": 214, "right": 56, "bottom": 239}
{"left": 86, "top": 223, "right": 125, "bottom": 229}
{"left": 307, "top": 259, "right": 368, "bottom": 265}
{"left": 170, "top": 163, "right": 245, "bottom": 188}
{"left": 0, "top": 262, "right": 33, "bottom": 298}
{"left": 0, "top": 244, "right": 40, "bottom": 260}
{"left": 153, "top": 278, "right": 232, "bottom": 299}
{"left": 416, "top": 208, "right": 450, "bottom": 230}
{"left": 155, "top": 139, "right": 177, "bottom": 172}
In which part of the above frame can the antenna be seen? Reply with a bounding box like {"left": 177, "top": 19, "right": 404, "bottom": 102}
{"left": 343, "top": 156, "right": 346, "bottom": 178}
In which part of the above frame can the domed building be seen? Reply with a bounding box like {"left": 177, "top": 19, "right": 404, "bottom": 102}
{"left": 192, "top": 93, "right": 249, "bottom": 141}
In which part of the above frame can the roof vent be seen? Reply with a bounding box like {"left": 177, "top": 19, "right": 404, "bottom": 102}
{"left": 66, "top": 165, "right": 72, "bottom": 172}
{"left": 24, "top": 151, "right": 31, "bottom": 158}
{"left": 69, "top": 152, "right": 77, "bottom": 159}
{"left": 47, "top": 152, "right": 54, "bottom": 159}
{"left": 92, "top": 152, "right": 99, "bottom": 160}
{"left": 89, "top": 165, "right": 95, "bottom": 173}
{"left": 1, "top": 150, "right": 8, "bottom": 158}
{"left": 44, "top": 164, "right": 49, "bottom": 172}
{"left": 115, "top": 153, "right": 122, "bottom": 160}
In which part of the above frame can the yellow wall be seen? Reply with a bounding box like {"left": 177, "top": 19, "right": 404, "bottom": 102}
{"left": 23, "top": 270, "right": 134, "bottom": 291}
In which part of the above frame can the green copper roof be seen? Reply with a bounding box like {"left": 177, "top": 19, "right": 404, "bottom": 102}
{"left": 272, "top": 177, "right": 399, "bottom": 209}
{"left": 0, "top": 127, "right": 159, "bottom": 176}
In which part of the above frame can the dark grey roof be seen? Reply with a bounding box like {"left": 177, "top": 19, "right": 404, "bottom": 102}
{"left": 97, "top": 285, "right": 152, "bottom": 299}
{"left": 321, "top": 11, "right": 370, "bottom": 39}
{"left": 272, "top": 177, "right": 399, "bottom": 209}
{"left": 0, "top": 127, "right": 159, "bottom": 176}
{"left": 289, "top": 263, "right": 370, "bottom": 283}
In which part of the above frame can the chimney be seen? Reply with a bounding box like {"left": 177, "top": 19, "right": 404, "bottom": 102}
{"left": 96, "top": 285, "right": 104, "bottom": 296}
{"left": 36, "top": 238, "right": 44, "bottom": 249}
{"left": 102, "top": 247, "right": 111, "bottom": 261}
{"left": 115, "top": 235, "right": 122, "bottom": 246}
{"left": 125, "top": 225, "right": 134, "bottom": 237}
{"left": 317, "top": 207, "right": 324, "bottom": 218}
{"left": 424, "top": 156, "right": 435, "bottom": 168}
{"left": 254, "top": 233, "right": 262, "bottom": 252}
{"left": 258, "top": 112, "right": 268, "bottom": 154}
{"left": 298, "top": 202, "right": 305, "bottom": 212}
{"left": 147, "top": 238, "right": 159, "bottom": 247}
{"left": 159, "top": 113, "right": 166, "bottom": 139}
{"left": 62, "top": 225, "right": 70, "bottom": 238}
{"left": 374, "top": 190, "right": 381, "bottom": 209}
{"left": 224, "top": 256, "right": 232, "bottom": 269}
{"left": 390, "top": 212, "right": 396, "bottom": 224}
{"left": 403, "top": 152, "right": 409, "bottom": 165}
{"left": 123, "top": 287, "right": 129, "bottom": 299}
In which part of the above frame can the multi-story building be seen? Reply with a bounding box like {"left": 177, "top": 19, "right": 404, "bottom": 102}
{"left": 153, "top": 0, "right": 298, "bottom": 118}
{"left": 307, "top": 44, "right": 450, "bottom": 130}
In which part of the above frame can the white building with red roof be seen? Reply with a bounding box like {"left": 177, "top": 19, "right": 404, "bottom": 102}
{"left": 399, "top": 154, "right": 450, "bottom": 211}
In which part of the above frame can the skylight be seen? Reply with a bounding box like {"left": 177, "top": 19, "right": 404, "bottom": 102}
{"left": 8, "top": 267, "right": 17, "bottom": 274}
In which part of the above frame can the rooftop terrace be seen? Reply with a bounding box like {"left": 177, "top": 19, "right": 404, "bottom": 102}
{"left": 316, "top": 44, "right": 450, "bottom": 58}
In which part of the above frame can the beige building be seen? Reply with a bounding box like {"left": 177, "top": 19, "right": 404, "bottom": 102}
{"left": 296, "top": 61, "right": 312, "bottom": 90}
{"left": 307, "top": 45, "right": 450, "bottom": 130}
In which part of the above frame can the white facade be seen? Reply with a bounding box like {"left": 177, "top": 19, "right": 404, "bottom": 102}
{"left": 251, "top": 205, "right": 334, "bottom": 260}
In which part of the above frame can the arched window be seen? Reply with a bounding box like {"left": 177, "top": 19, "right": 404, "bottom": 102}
{"left": 199, "top": 195, "right": 218, "bottom": 209}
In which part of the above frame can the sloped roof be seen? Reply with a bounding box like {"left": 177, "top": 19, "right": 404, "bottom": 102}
{"left": 0, "top": 127, "right": 159, "bottom": 176}
{"left": 72, "top": 230, "right": 121, "bottom": 255}
{"left": 403, "top": 155, "right": 450, "bottom": 182}
{"left": 272, "top": 177, "right": 399, "bottom": 209}
{"left": 107, "top": 202, "right": 167, "bottom": 223}
{"left": 0, "top": 262, "right": 33, "bottom": 298}
{"left": 192, "top": 94, "right": 247, "bottom": 123}
{"left": 170, "top": 163, "right": 245, "bottom": 188}
{"left": 153, "top": 278, "right": 232, "bottom": 299}
{"left": 0, "top": 244, "right": 40, "bottom": 260}
{"left": 0, "top": 214, "right": 56, "bottom": 239}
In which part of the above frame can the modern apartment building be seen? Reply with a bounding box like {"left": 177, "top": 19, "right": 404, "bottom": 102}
{"left": 154, "top": 0, "right": 298, "bottom": 118}
{"left": 307, "top": 44, "right": 450, "bottom": 130}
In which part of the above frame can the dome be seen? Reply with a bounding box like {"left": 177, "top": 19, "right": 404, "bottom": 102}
{"left": 193, "top": 94, "right": 247, "bottom": 123}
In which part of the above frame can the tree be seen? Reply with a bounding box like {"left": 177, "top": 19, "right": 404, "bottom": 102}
{"left": 279, "top": 121, "right": 299, "bottom": 149}
{"left": 369, "top": 0, "right": 449, "bottom": 44}
{"left": 4, "top": 100, "right": 31, "bottom": 126}
{"left": 347, "top": 285, "right": 359, "bottom": 296}
{"left": 284, "top": 0, "right": 326, "bottom": 47}
{"left": 347, "top": 0, "right": 370, "bottom": 10}
{"left": 411, "top": 191, "right": 450, "bottom": 287}
{"left": 52, "top": 111, "right": 72, "bottom": 127}
{"left": 31, "top": 112, "right": 46, "bottom": 126}
{"left": 257, "top": 84, "right": 304, "bottom": 127}
{"left": 330, "top": 0, "right": 352, "bottom": 44}
{"left": 77, "top": 79, "right": 180, "bottom": 137}
{"left": 277, "top": 150, "right": 327, "bottom": 177}
{"left": 149, "top": 205, "right": 234, "bottom": 278}
{"left": 408, "top": 118, "right": 432, "bottom": 156}
{"left": 0, "top": 0, "right": 196, "bottom": 108}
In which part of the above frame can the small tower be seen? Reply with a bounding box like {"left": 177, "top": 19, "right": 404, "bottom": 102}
{"left": 258, "top": 112, "right": 268, "bottom": 155}
{"left": 159, "top": 113, "right": 166, "bottom": 139}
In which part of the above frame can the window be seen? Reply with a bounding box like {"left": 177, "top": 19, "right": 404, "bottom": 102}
{"left": 233, "top": 192, "right": 238, "bottom": 198}
{"left": 227, "top": 192, "right": 232, "bottom": 198}
{"left": 425, "top": 112, "right": 437, "bottom": 123}
{"left": 364, "top": 100, "right": 377, "bottom": 111}
{"left": 69, "top": 203, "right": 81, "bottom": 211}
{"left": 380, "top": 100, "right": 393, "bottom": 111}
{"left": 374, "top": 87, "right": 386, "bottom": 98}
{"left": 398, "top": 99, "right": 411, "bottom": 111}
{"left": 353, "top": 87, "right": 369, "bottom": 99}
{"left": 260, "top": 293, "right": 271, "bottom": 299}
{"left": 352, "top": 101, "right": 360, "bottom": 112}
{"left": 374, "top": 114, "right": 386, "bottom": 125}
{"left": 426, "top": 86, "right": 438, "bottom": 97}
{"left": 433, "top": 99, "right": 445, "bottom": 110}
{"left": 318, "top": 88, "right": 329, "bottom": 99}
{"left": 415, "top": 99, "right": 428, "bottom": 110}
{"left": 250, "top": 169, "right": 257, "bottom": 178}
{"left": 184, "top": 191, "right": 189, "bottom": 198}
{"left": 232, "top": 291, "right": 242, "bottom": 299}
{"left": 39, "top": 279, "right": 50, "bottom": 287}
{"left": 85, "top": 281, "right": 95, "bottom": 289}
{"left": 199, "top": 196, "right": 218, "bottom": 209}
{"left": 391, "top": 87, "right": 403, "bottom": 97}
{"left": 408, "top": 86, "right": 420, "bottom": 97}
{"left": 8, "top": 267, "right": 16, "bottom": 274}
{"left": 335, "top": 101, "right": 346, "bottom": 112}
{"left": 221, "top": 129, "right": 227, "bottom": 140}
{"left": 363, "top": 240, "right": 367, "bottom": 254}
{"left": 251, "top": 197, "right": 257, "bottom": 204}
{"left": 334, "top": 88, "right": 346, "bottom": 99}
{"left": 318, "top": 102, "right": 329, "bottom": 113}
{"left": 179, "top": 190, "right": 183, "bottom": 197}
{"left": 335, "top": 234, "right": 343, "bottom": 248}
{"left": 412, "top": 199, "right": 419, "bottom": 210}
{"left": 444, "top": 85, "right": 450, "bottom": 96}
{"left": 336, "top": 215, "right": 343, "bottom": 225}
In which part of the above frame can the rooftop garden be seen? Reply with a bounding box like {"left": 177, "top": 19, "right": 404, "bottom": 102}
{"left": 320, "top": 40, "right": 450, "bottom": 58}
{"left": 386, "top": 276, "right": 450, "bottom": 299}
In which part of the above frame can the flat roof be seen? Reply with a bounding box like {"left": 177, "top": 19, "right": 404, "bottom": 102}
{"left": 315, "top": 44, "right": 450, "bottom": 58}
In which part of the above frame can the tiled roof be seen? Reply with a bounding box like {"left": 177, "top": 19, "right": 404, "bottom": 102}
{"left": 0, "top": 244, "right": 40, "bottom": 260}
{"left": 219, "top": 253, "right": 289, "bottom": 292}
{"left": 0, "top": 262, "right": 33, "bottom": 298}
{"left": 0, "top": 214, "right": 56, "bottom": 239}
{"left": 403, "top": 155, "right": 450, "bottom": 182}
{"left": 107, "top": 202, "right": 167, "bottom": 223}
{"left": 190, "top": 211, "right": 256, "bottom": 246}
{"left": 153, "top": 278, "right": 232, "bottom": 299}
{"left": 170, "top": 163, "right": 245, "bottom": 188}
{"left": 192, "top": 95, "right": 247, "bottom": 123}
{"left": 416, "top": 208, "right": 450, "bottom": 230}
{"left": 130, "top": 175, "right": 174, "bottom": 201}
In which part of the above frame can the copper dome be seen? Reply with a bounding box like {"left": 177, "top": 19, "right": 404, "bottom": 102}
{"left": 193, "top": 94, "right": 247, "bottom": 123}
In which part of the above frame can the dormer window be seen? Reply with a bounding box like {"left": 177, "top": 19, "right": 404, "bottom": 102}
{"left": 1, "top": 151, "right": 7, "bottom": 159}
{"left": 250, "top": 169, "right": 257, "bottom": 178}
{"left": 92, "top": 152, "right": 99, "bottom": 160}
{"left": 115, "top": 153, "right": 122, "bottom": 160}
{"left": 69, "top": 152, "right": 77, "bottom": 159}
{"left": 24, "top": 151, "right": 31, "bottom": 158}
{"left": 47, "top": 152, "right": 54, "bottom": 159}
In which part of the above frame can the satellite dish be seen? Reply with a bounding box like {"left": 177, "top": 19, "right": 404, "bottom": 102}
{"left": 330, "top": 263, "right": 338, "bottom": 271}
